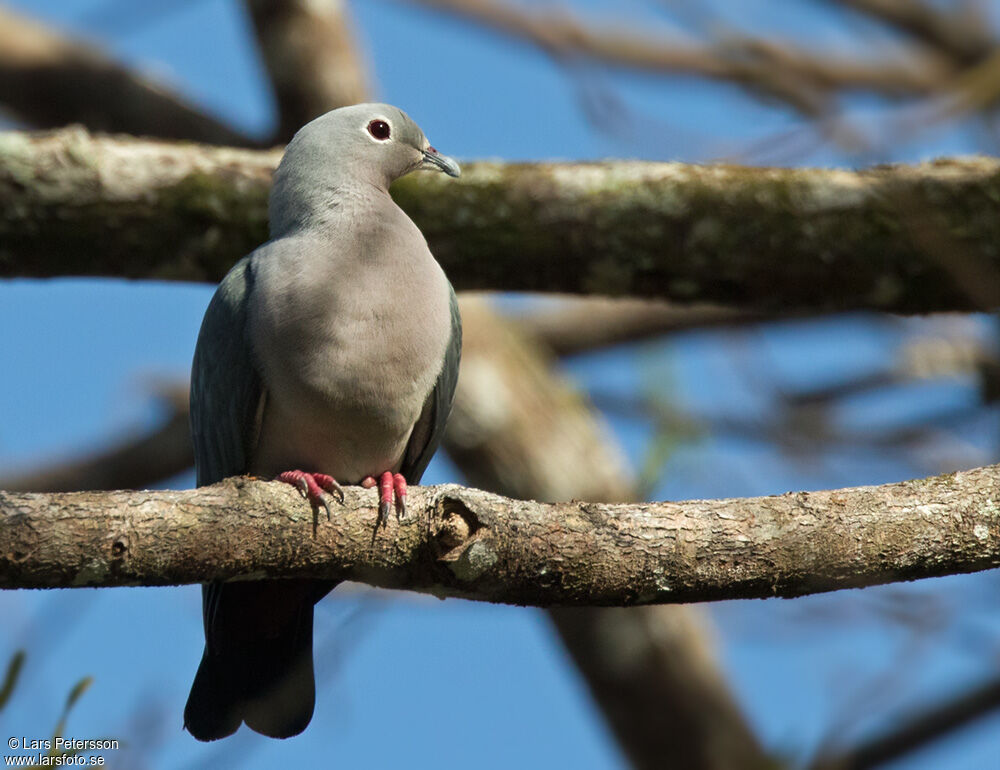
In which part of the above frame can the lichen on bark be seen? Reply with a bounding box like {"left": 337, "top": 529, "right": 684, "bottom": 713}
{"left": 1, "top": 127, "right": 997, "bottom": 312}
{"left": 1, "top": 466, "right": 997, "bottom": 603}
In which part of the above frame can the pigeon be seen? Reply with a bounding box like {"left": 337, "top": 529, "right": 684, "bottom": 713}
{"left": 183, "top": 103, "right": 462, "bottom": 741}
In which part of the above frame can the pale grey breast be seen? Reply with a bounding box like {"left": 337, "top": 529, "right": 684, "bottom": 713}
{"left": 247, "top": 189, "right": 451, "bottom": 480}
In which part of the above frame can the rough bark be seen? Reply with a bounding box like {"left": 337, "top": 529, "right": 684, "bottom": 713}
{"left": 0, "top": 7, "right": 253, "bottom": 146}
{"left": 2, "top": 128, "right": 999, "bottom": 312}
{"left": 452, "top": 298, "right": 769, "bottom": 769}
{"left": 0, "top": 128, "right": 279, "bottom": 283}
{"left": 2, "top": 466, "right": 996, "bottom": 600}
{"left": 244, "top": 0, "right": 369, "bottom": 142}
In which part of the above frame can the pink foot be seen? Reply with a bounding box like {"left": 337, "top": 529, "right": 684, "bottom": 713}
{"left": 277, "top": 470, "right": 344, "bottom": 521}
{"left": 361, "top": 471, "right": 408, "bottom": 524}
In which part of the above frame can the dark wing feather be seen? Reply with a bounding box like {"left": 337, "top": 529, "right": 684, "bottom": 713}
{"left": 189, "top": 256, "right": 263, "bottom": 487}
{"left": 184, "top": 254, "right": 321, "bottom": 741}
{"left": 400, "top": 282, "right": 462, "bottom": 484}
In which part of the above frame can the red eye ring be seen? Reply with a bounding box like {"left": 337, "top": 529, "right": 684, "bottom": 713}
{"left": 367, "top": 119, "right": 391, "bottom": 140}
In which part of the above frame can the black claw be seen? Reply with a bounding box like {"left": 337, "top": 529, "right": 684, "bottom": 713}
{"left": 316, "top": 476, "right": 345, "bottom": 505}
{"left": 378, "top": 499, "right": 392, "bottom": 528}
{"left": 395, "top": 496, "right": 407, "bottom": 521}
{"left": 294, "top": 478, "right": 310, "bottom": 499}
{"left": 319, "top": 494, "right": 333, "bottom": 522}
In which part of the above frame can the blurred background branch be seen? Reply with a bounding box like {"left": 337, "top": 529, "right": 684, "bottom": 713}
{"left": 0, "top": 5, "right": 253, "bottom": 145}
{"left": 243, "top": 0, "right": 368, "bottom": 141}
{"left": 403, "top": 0, "right": 1000, "bottom": 155}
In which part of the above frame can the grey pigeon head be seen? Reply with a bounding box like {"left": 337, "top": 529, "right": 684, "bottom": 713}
{"left": 269, "top": 103, "right": 460, "bottom": 236}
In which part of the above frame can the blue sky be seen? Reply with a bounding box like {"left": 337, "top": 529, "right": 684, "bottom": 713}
{"left": 2, "top": 2, "right": 999, "bottom": 768}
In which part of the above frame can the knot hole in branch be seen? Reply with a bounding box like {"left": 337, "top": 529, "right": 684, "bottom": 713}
{"left": 110, "top": 535, "right": 129, "bottom": 559}
{"left": 435, "top": 496, "right": 480, "bottom": 561}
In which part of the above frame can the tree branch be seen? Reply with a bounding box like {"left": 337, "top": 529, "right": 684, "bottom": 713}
{"left": 0, "top": 385, "right": 192, "bottom": 493}
{"left": 0, "top": 6, "right": 254, "bottom": 146}
{"left": 404, "top": 0, "right": 950, "bottom": 97}
{"left": 511, "top": 295, "right": 768, "bottom": 357}
{"left": 814, "top": 674, "right": 1000, "bottom": 770}
{"left": 450, "top": 298, "right": 769, "bottom": 767}
{"left": 0, "top": 127, "right": 280, "bottom": 282}
{"left": 550, "top": 605, "right": 769, "bottom": 770}
{"left": 244, "top": 0, "right": 369, "bottom": 142}
{"left": 2, "top": 127, "right": 998, "bottom": 312}
{"left": 828, "top": 0, "right": 994, "bottom": 65}
{"left": 2, "top": 465, "right": 997, "bottom": 599}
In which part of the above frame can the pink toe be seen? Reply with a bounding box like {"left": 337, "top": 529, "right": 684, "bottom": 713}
{"left": 379, "top": 471, "right": 394, "bottom": 506}
{"left": 276, "top": 470, "right": 341, "bottom": 504}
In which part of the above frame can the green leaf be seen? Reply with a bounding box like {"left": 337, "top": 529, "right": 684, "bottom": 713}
{"left": 51, "top": 675, "right": 93, "bottom": 739}
{"left": 0, "top": 650, "right": 26, "bottom": 713}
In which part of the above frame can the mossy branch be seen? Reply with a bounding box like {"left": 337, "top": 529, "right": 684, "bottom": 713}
{"left": 1, "top": 127, "right": 998, "bottom": 312}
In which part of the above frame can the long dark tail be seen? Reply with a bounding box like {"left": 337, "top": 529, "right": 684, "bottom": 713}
{"left": 184, "top": 579, "right": 334, "bottom": 741}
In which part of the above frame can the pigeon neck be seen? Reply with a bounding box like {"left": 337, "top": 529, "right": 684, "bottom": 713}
{"left": 268, "top": 173, "right": 391, "bottom": 238}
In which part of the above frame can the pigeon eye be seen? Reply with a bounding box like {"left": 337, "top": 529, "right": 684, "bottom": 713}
{"left": 367, "top": 120, "right": 391, "bottom": 140}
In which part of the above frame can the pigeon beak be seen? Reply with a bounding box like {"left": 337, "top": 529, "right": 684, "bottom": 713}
{"left": 421, "top": 147, "right": 461, "bottom": 178}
